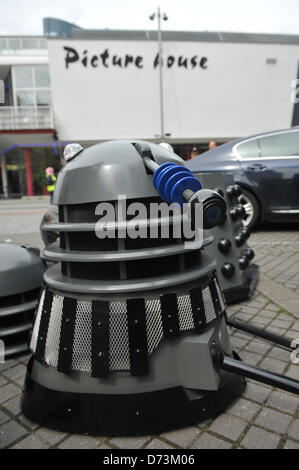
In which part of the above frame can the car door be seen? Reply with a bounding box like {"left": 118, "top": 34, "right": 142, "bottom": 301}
{"left": 237, "top": 130, "right": 299, "bottom": 212}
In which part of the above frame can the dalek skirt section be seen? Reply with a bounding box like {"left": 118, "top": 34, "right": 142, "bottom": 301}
{"left": 23, "top": 275, "right": 245, "bottom": 436}
{"left": 30, "top": 275, "right": 223, "bottom": 377}
{"left": 22, "top": 140, "right": 245, "bottom": 436}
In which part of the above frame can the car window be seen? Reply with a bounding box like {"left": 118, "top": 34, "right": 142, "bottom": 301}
{"left": 237, "top": 139, "right": 259, "bottom": 159}
{"left": 259, "top": 131, "right": 299, "bottom": 157}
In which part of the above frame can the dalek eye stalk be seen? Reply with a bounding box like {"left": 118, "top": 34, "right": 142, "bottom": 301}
{"left": 22, "top": 141, "right": 299, "bottom": 436}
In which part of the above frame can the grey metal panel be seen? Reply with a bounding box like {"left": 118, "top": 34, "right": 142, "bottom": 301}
{"left": 5, "top": 342, "right": 29, "bottom": 357}
{"left": 0, "top": 243, "right": 44, "bottom": 297}
{"left": 43, "top": 235, "right": 214, "bottom": 262}
{"left": 0, "top": 300, "right": 37, "bottom": 317}
{"left": 53, "top": 140, "right": 185, "bottom": 205}
{"left": 42, "top": 213, "right": 189, "bottom": 232}
{"left": 44, "top": 256, "right": 216, "bottom": 294}
{"left": 0, "top": 322, "right": 32, "bottom": 337}
{"left": 42, "top": 222, "right": 98, "bottom": 232}
{"left": 176, "top": 324, "right": 220, "bottom": 390}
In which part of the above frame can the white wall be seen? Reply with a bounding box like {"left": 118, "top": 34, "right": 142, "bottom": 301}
{"left": 47, "top": 38, "right": 299, "bottom": 142}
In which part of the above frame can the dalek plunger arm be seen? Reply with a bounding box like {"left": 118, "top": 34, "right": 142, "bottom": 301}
{"left": 140, "top": 148, "right": 227, "bottom": 230}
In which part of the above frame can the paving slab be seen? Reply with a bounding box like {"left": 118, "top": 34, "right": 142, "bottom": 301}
{"left": 241, "top": 425, "right": 280, "bottom": 449}
{"left": 0, "top": 420, "right": 27, "bottom": 448}
{"left": 108, "top": 435, "right": 151, "bottom": 449}
{"left": 191, "top": 433, "right": 232, "bottom": 449}
{"left": 258, "top": 278, "right": 299, "bottom": 318}
{"left": 254, "top": 407, "right": 293, "bottom": 434}
{"left": 58, "top": 435, "right": 100, "bottom": 449}
{"left": 208, "top": 413, "right": 247, "bottom": 442}
{"left": 12, "top": 434, "right": 49, "bottom": 449}
{"left": 161, "top": 427, "right": 200, "bottom": 448}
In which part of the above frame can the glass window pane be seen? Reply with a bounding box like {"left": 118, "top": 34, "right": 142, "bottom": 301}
{"left": 36, "top": 90, "right": 50, "bottom": 105}
{"left": 22, "top": 38, "right": 38, "bottom": 49}
{"left": 259, "top": 132, "right": 299, "bottom": 157}
{"left": 34, "top": 65, "right": 50, "bottom": 87}
{"left": 8, "top": 39, "right": 20, "bottom": 50}
{"left": 0, "top": 39, "right": 7, "bottom": 52}
{"left": 237, "top": 139, "right": 259, "bottom": 159}
{"left": 16, "top": 91, "right": 35, "bottom": 106}
{"left": 14, "top": 66, "right": 33, "bottom": 88}
{"left": 39, "top": 38, "right": 47, "bottom": 49}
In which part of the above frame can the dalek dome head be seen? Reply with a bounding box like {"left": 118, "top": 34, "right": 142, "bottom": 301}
{"left": 54, "top": 140, "right": 185, "bottom": 205}
{"left": 0, "top": 243, "right": 44, "bottom": 298}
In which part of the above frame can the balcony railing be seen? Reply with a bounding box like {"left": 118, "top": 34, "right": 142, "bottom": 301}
{"left": 0, "top": 37, "right": 48, "bottom": 56}
{"left": 0, "top": 106, "right": 54, "bottom": 130}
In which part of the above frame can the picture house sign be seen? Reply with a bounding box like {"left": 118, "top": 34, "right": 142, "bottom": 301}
{"left": 63, "top": 46, "right": 208, "bottom": 70}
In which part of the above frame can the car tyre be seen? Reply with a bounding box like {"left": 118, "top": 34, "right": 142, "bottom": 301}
{"left": 238, "top": 188, "right": 259, "bottom": 229}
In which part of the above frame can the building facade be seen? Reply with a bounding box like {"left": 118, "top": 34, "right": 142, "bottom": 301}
{"left": 1, "top": 18, "right": 299, "bottom": 197}
{"left": 0, "top": 35, "right": 60, "bottom": 197}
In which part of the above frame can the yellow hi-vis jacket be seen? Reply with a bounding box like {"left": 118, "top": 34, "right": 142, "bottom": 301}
{"left": 46, "top": 174, "right": 56, "bottom": 193}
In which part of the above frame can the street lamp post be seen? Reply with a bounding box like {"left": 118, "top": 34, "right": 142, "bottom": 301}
{"left": 149, "top": 7, "right": 168, "bottom": 141}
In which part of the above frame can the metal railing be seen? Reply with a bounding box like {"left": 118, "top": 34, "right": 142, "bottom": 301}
{"left": 0, "top": 106, "right": 54, "bottom": 130}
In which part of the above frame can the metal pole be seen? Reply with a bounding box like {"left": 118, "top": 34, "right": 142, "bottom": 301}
{"left": 1, "top": 154, "right": 8, "bottom": 198}
{"left": 157, "top": 7, "right": 165, "bottom": 140}
{"left": 221, "top": 355, "right": 299, "bottom": 395}
{"left": 24, "top": 148, "right": 34, "bottom": 196}
{"left": 226, "top": 317, "right": 295, "bottom": 351}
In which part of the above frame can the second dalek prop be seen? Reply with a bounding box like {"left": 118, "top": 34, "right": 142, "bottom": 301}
{"left": 0, "top": 243, "right": 44, "bottom": 359}
{"left": 22, "top": 141, "right": 299, "bottom": 436}
{"left": 194, "top": 172, "right": 259, "bottom": 304}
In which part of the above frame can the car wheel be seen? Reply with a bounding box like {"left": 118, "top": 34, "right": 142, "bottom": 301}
{"left": 238, "top": 188, "right": 259, "bottom": 229}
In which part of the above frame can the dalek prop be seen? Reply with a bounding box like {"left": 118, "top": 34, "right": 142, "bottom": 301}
{"left": 22, "top": 141, "right": 299, "bottom": 436}
{"left": 195, "top": 172, "right": 259, "bottom": 304}
{"left": 0, "top": 243, "right": 44, "bottom": 359}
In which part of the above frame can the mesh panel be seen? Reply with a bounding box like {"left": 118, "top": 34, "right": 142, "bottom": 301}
{"left": 44, "top": 295, "right": 63, "bottom": 367}
{"left": 32, "top": 279, "right": 222, "bottom": 373}
{"left": 30, "top": 289, "right": 45, "bottom": 352}
{"left": 203, "top": 287, "right": 216, "bottom": 323}
{"left": 72, "top": 300, "right": 92, "bottom": 372}
{"left": 109, "top": 301, "right": 130, "bottom": 370}
{"left": 146, "top": 298, "right": 163, "bottom": 354}
{"left": 177, "top": 294, "right": 194, "bottom": 331}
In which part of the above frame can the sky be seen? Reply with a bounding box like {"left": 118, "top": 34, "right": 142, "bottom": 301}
{"left": 1, "top": 0, "right": 299, "bottom": 36}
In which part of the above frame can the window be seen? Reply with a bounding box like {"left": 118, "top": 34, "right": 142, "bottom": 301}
{"left": 34, "top": 66, "right": 50, "bottom": 87}
{"left": 259, "top": 132, "right": 299, "bottom": 157}
{"left": 22, "top": 38, "right": 39, "bottom": 49}
{"left": 36, "top": 90, "right": 50, "bottom": 106}
{"left": 7, "top": 38, "right": 20, "bottom": 51}
{"left": 16, "top": 91, "right": 34, "bottom": 106}
{"left": 14, "top": 66, "right": 33, "bottom": 88}
{"left": 13, "top": 65, "right": 51, "bottom": 107}
{"left": 0, "top": 39, "right": 7, "bottom": 52}
{"left": 39, "top": 38, "right": 47, "bottom": 49}
{"left": 237, "top": 139, "right": 259, "bottom": 159}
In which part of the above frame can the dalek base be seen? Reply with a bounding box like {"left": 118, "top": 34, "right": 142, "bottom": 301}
{"left": 22, "top": 357, "right": 245, "bottom": 436}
